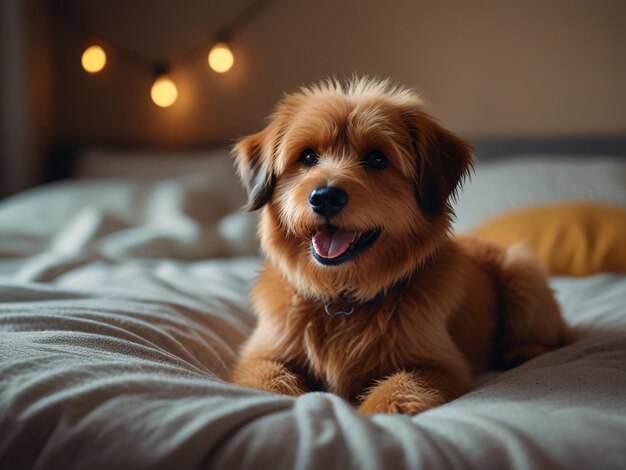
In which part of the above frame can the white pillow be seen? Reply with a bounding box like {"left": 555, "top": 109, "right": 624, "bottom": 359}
{"left": 73, "top": 146, "right": 238, "bottom": 184}
{"left": 453, "top": 156, "right": 626, "bottom": 232}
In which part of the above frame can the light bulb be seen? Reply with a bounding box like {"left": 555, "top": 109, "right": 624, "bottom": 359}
{"left": 208, "top": 42, "right": 234, "bottom": 73}
{"left": 151, "top": 75, "right": 178, "bottom": 108}
{"left": 81, "top": 45, "right": 107, "bottom": 73}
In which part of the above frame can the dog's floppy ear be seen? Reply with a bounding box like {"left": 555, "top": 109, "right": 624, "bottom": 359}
{"left": 232, "top": 123, "right": 281, "bottom": 212}
{"left": 406, "top": 111, "right": 473, "bottom": 216}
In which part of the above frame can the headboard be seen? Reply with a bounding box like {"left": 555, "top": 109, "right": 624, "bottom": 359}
{"left": 44, "top": 135, "right": 626, "bottom": 183}
{"left": 470, "top": 135, "right": 626, "bottom": 161}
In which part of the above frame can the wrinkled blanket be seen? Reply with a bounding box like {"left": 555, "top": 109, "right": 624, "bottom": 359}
{"left": 0, "top": 175, "right": 625, "bottom": 469}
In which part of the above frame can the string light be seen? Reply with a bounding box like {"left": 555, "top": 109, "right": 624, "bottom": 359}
{"left": 81, "top": 45, "right": 107, "bottom": 73}
{"left": 208, "top": 42, "right": 234, "bottom": 73}
{"left": 69, "top": 0, "right": 274, "bottom": 104}
{"left": 150, "top": 68, "right": 178, "bottom": 108}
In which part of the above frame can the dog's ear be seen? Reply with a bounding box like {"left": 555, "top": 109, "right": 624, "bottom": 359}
{"left": 405, "top": 111, "right": 473, "bottom": 216}
{"left": 232, "top": 123, "right": 281, "bottom": 212}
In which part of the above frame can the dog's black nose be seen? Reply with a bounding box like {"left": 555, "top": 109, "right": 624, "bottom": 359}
{"left": 309, "top": 186, "right": 348, "bottom": 218}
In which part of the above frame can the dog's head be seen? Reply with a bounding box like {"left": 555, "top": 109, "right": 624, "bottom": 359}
{"left": 233, "top": 78, "right": 472, "bottom": 301}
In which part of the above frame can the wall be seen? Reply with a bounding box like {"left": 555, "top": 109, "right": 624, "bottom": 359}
{"left": 1, "top": 0, "right": 34, "bottom": 196}
{"left": 50, "top": 0, "right": 626, "bottom": 148}
{"left": 0, "top": 0, "right": 53, "bottom": 196}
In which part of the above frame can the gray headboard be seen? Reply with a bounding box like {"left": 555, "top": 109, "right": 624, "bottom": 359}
{"left": 470, "top": 135, "right": 626, "bottom": 161}
{"left": 44, "top": 135, "right": 626, "bottom": 182}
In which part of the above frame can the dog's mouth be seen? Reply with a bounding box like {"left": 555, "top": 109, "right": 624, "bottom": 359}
{"left": 311, "top": 225, "right": 381, "bottom": 266}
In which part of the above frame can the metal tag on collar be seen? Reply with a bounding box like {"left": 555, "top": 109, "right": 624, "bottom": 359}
{"left": 324, "top": 302, "right": 354, "bottom": 317}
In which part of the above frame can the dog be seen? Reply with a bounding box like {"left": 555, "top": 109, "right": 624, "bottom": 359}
{"left": 229, "top": 78, "right": 571, "bottom": 415}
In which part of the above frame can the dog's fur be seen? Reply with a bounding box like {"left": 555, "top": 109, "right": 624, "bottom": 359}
{"left": 229, "top": 78, "right": 571, "bottom": 415}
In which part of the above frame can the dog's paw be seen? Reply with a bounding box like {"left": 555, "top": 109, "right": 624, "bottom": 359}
{"left": 232, "top": 359, "right": 306, "bottom": 397}
{"left": 358, "top": 392, "right": 434, "bottom": 416}
{"left": 264, "top": 368, "right": 307, "bottom": 397}
{"left": 358, "top": 371, "right": 446, "bottom": 416}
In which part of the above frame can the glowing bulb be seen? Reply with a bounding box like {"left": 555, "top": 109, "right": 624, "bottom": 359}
{"left": 150, "top": 75, "right": 178, "bottom": 108}
{"left": 81, "top": 45, "right": 107, "bottom": 73}
{"left": 208, "top": 42, "right": 234, "bottom": 73}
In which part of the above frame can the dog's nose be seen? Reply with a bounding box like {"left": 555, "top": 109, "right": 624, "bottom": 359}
{"left": 309, "top": 186, "right": 348, "bottom": 218}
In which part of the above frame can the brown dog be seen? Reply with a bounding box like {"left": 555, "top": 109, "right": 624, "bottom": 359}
{"left": 230, "top": 78, "right": 571, "bottom": 415}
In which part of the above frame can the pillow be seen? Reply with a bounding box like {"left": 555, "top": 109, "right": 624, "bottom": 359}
{"left": 472, "top": 203, "right": 626, "bottom": 276}
{"left": 73, "top": 146, "right": 239, "bottom": 184}
{"left": 453, "top": 157, "right": 626, "bottom": 232}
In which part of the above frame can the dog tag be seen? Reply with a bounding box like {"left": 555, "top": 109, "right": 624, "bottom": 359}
{"left": 324, "top": 302, "right": 354, "bottom": 317}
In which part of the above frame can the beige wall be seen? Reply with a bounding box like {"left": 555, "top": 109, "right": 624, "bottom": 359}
{"left": 51, "top": 0, "right": 626, "bottom": 148}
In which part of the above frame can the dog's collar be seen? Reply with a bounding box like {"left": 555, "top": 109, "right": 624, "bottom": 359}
{"left": 322, "top": 276, "right": 412, "bottom": 317}
{"left": 320, "top": 243, "right": 441, "bottom": 317}
{"left": 324, "top": 299, "right": 355, "bottom": 317}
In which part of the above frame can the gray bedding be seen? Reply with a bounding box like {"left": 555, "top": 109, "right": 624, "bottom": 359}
{"left": 1, "top": 161, "right": 625, "bottom": 469}
{"left": 1, "top": 260, "right": 624, "bottom": 469}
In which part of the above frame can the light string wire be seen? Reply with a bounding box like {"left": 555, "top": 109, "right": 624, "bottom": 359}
{"left": 49, "top": 0, "right": 275, "bottom": 74}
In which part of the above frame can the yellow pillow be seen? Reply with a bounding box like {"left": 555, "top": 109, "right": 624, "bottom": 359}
{"left": 473, "top": 203, "right": 626, "bottom": 276}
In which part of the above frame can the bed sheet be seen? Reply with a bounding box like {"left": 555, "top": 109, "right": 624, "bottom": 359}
{"left": 1, "top": 257, "right": 625, "bottom": 469}
{"left": 0, "top": 173, "right": 625, "bottom": 469}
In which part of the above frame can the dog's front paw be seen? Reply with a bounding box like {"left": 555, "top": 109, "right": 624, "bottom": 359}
{"left": 358, "top": 371, "right": 446, "bottom": 416}
{"left": 263, "top": 366, "right": 307, "bottom": 397}
{"left": 231, "top": 359, "right": 306, "bottom": 397}
{"left": 358, "top": 391, "right": 433, "bottom": 416}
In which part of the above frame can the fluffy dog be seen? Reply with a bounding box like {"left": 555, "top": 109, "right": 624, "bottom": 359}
{"left": 230, "top": 78, "right": 571, "bottom": 415}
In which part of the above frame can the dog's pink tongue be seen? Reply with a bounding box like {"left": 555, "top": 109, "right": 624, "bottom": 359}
{"left": 313, "top": 228, "right": 355, "bottom": 259}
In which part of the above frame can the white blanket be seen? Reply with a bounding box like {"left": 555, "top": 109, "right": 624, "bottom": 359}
{"left": 1, "top": 174, "right": 625, "bottom": 469}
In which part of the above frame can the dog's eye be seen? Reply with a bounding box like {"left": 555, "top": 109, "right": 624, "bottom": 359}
{"left": 300, "top": 149, "right": 319, "bottom": 167}
{"left": 364, "top": 151, "right": 388, "bottom": 170}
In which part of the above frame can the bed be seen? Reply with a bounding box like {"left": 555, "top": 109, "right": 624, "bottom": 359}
{"left": 1, "top": 140, "right": 625, "bottom": 469}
